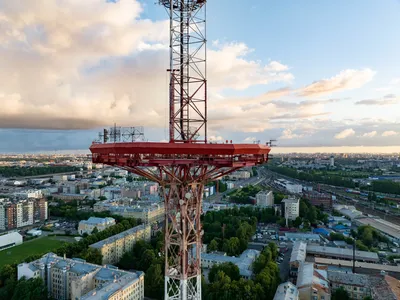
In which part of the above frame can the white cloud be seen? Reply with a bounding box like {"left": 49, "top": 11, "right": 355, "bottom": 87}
{"left": 298, "top": 69, "right": 375, "bottom": 97}
{"left": 382, "top": 131, "right": 398, "bottom": 137}
{"left": 209, "top": 135, "right": 224, "bottom": 142}
{"left": 279, "top": 129, "right": 304, "bottom": 140}
{"left": 390, "top": 78, "right": 400, "bottom": 85}
{"left": 243, "top": 137, "right": 257, "bottom": 143}
{"left": 361, "top": 131, "right": 377, "bottom": 138}
{"left": 335, "top": 128, "right": 355, "bottom": 139}
{"left": 0, "top": 0, "right": 294, "bottom": 130}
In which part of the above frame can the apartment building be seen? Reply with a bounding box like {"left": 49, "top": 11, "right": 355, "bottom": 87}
{"left": 78, "top": 217, "right": 116, "bottom": 235}
{"left": 18, "top": 253, "right": 144, "bottom": 300}
{"left": 94, "top": 199, "right": 165, "bottom": 224}
{"left": 89, "top": 224, "right": 151, "bottom": 265}
{"left": 0, "top": 198, "right": 47, "bottom": 231}
{"left": 282, "top": 197, "right": 300, "bottom": 220}
{"left": 256, "top": 190, "right": 274, "bottom": 207}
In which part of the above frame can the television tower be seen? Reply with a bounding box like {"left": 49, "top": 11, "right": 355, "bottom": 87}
{"left": 89, "top": 1, "right": 271, "bottom": 299}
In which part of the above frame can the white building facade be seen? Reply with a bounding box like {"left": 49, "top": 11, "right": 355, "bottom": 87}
{"left": 256, "top": 190, "right": 274, "bottom": 207}
{"left": 282, "top": 197, "right": 300, "bottom": 220}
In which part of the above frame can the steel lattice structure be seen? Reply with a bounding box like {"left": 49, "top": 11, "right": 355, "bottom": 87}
{"left": 90, "top": 1, "right": 271, "bottom": 299}
{"left": 162, "top": 0, "right": 207, "bottom": 143}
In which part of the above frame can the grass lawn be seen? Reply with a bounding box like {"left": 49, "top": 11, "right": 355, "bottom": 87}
{"left": 0, "top": 236, "right": 68, "bottom": 267}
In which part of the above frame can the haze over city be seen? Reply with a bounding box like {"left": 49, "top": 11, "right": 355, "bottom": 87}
{"left": 1, "top": 0, "right": 400, "bottom": 152}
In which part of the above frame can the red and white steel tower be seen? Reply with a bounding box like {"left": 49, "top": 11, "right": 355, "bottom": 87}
{"left": 90, "top": 1, "right": 271, "bottom": 299}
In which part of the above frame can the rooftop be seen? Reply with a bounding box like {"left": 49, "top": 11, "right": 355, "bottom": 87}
{"left": 80, "top": 217, "right": 115, "bottom": 225}
{"left": 19, "top": 253, "right": 143, "bottom": 299}
{"left": 89, "top": 224, "right": 148, "bottom": 249}
{"left": 356, "top": 217, "right": 400, "bottom": 240}
{"left": 313, "top": 257, "right": 400, "bottom": 273}
{"left": 307, "top": 245, "right": 379, "bottom": 262}
{"left": 297, "top": 262, "right": 329, "bottom": 292}
{"left": 290, "top": 241, "right": 307, "bottom": 264}
{"left": 285, "top": 233, "right": 321, "bottom": 240}
{"left": 202, "top": 249, "right": 260, "bottom": 278}
{"left": 273, "top": 282, "right": 299, "bottom": 300}
{"left": 327, "top": 270, "right": 369, "bottom": 287}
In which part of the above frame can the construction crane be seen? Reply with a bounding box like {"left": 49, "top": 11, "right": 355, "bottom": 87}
{"left": 90, "top": 1, "right": 271, "bottom": 299}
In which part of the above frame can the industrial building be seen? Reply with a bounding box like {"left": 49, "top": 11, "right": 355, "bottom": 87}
{"left": 273, "top": 282, "right": 299, "bottom": 300}
{"left": 306, "top": 245, "right": 379, "bottom": 263}
{"left": 303, "top": 191, "right": 333, "bottom": 210}
{"left": 275, "top": 179, "right": 303, "bottom": 194}
{"left": 296, "top": 262, "right": 330, "bottom": 300}
{"left": 280, "top": 233, "right": 320, "bottom": 243}
{"left": 327, "top": 271, "right": 371, "bottom": 299}
{"left": 256, "top": 190, "right": 274, "bottom": 207}
{"left": 78, "top": 217, "right": 115, "bottom": 235}
{"left": 201, "top": 249, "right": 260, "bottom": 279}
{"left": 333, "top": 205, "right": 363, "bottom": 220}
{"left": 289, "top": 241, "right": 307, "bottom": 280}
{"left": 18, "top": 253, "right": 144, "bottom": 300}
{"left": 0, "top": 231, "right": 23, "bottom": 251}
{"left": 282, "top": 197, "right": 300, "bottom": 220}
{"left": 89, "top": 224, "right": 151, "bottom": 265}
{"left": 328, "top": 216, "right": 352, "bottom": 228}
{"left": 354, "top": 217, "right": 400, "bottom": 242}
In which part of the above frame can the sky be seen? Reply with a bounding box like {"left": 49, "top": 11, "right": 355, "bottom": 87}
{"left": 0, "top": 0, "right": 400, "bottom": 153}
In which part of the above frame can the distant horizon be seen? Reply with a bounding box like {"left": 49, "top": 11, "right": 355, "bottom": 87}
{"left": 1, "top": 145, "right": 399, "bottom": 155}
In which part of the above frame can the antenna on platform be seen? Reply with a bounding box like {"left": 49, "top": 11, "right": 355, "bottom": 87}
{"left": 267, "top": 139, "right": 277, "bottom": 147}
{"left": 161, "top": 0, "right": 207, "bottom": 144}
{"left": 109, "top": 124, "right": 121, "bottom": 143}
{"left": 122, "top": 127, "right": 145, "bottom": 142}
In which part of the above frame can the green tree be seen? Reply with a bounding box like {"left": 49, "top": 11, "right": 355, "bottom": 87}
{"left": 293, "top": 216, "right": 303, "bottom": 228}
{"left": 144, "top": 264, "right": 164, "bottom": 299}
{"left": 223, "top": 237, "right": 240, "bottom": 256}
{"left": 91, "top": 227, "right": 99, "bottom": 235}
{"left": 9, "top": 277, "right": 48, "bottom": 300}
{"left": 332, "top": 287, "right": 351, "bottom": 300}
{"left": 140, "top": 249, "right": 156, "bottom": 271}
{"left": 82, "top": 248, "right": 102, "bottom": 265}
{"left": 208, "top": 263, "right": 240, "bottom": 283}
{"left": 208, "top": 239, "right": 219, "bottom": 252}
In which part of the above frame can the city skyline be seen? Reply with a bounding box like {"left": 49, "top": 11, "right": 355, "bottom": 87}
{"left": 0, "top": 0, "right": 400, "bottom": 152}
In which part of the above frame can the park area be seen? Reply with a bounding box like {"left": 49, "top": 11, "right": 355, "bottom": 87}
{"left": 0, "top": 236, "right": 74, "bottom": 267}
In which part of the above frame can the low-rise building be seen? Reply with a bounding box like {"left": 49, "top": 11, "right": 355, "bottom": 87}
{"left": 201, "top": 249, "right": 260, "bottom": 279}
{"left": 290, "top": 241, "right": 307, "bottom": 280}
{"left": 256, "top": 190, "right": 274, "bottom": 207}
{"left": 371, "top": 275, "right": 400, "bottom": 300}
{"left": 273, "top": 282, "right": 299, "bottom": 300}
{"left": 296, "top": 262, "right": 331, "bottom": 300}
{"left": 280, "top": 233, "right": 320, "bottom": 243}
{"left": 89, "top": 224, "right": 151, "bottom": 265}
{"left": 303, "top": 191, "right": 332, "bottom": 210}
{"left": 78, "top": 217, "right": 116, "bottom": 235}
{"left": 18, "top": 253, "right": 144, "bottom": 300}
{"left": 0, "top": 232, "right": 23, "bottom": 251}
{"left": 306, "top": 245, "right": 379, "bottom": 263}
{"left": 328, "top": 271, "right": 370, "bottom": 299}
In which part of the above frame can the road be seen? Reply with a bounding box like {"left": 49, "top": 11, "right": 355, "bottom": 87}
{"left": 205, "top": 175, "right": 265, "bottom": 203}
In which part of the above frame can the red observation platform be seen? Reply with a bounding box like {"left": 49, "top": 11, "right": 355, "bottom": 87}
{"left": 90, "top": 142, "right": 270, "bottom": 168}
